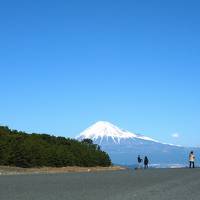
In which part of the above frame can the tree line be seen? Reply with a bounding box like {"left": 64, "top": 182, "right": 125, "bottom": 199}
{"left": 0, "top": 126, "right": 111, "bottom": 168}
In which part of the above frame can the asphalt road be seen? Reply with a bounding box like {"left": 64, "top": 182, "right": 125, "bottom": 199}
{"left": 0, "top": 168, "right": 200, "bottom": 200}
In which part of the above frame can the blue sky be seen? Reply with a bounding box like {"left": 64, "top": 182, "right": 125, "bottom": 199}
{"left": 0, "top": 0, "right": 200, "bottom": 146}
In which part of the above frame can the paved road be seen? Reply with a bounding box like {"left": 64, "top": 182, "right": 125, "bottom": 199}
{"left": 0, "top": 168, "right": 200, "bottom": 200}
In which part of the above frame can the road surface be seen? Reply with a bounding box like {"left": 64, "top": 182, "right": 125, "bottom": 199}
{"left": 0, "top": 168, "right": 200, "bottom": 200}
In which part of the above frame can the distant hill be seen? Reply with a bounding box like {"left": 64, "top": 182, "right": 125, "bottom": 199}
{"left": 0, "top": 125, "right": 111, "bottom": 168}
{"left": 76, "top": 121, "right": 199, "bottom": 166}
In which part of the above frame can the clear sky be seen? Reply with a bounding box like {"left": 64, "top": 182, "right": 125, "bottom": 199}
{"left": 0, "top": 0, "right": 200, "bottom": 146}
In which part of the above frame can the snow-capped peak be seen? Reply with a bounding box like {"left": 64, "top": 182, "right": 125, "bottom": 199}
{"left": 76, "top": 121, "right": 159, "bottom": 144}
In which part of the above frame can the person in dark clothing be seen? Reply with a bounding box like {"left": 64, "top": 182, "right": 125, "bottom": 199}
{"left": 137, "top": 155, "right": 143, "bottom": 169}
{"left": 144, "top": 156, "right": 149, "bottom": 169}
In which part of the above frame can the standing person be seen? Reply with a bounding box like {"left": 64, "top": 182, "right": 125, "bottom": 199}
{"left": 189, "top": 151, "right": 195, "bottom": 168}
{"left": 137, "top": 155, "right": 143, "bottom": 169}
{"left": 144, "top": 156, "right": 149, "bottom": 169}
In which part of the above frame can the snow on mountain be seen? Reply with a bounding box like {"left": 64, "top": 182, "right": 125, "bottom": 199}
{"left": 76, "top": 121, "right": 159, "bottom": 144}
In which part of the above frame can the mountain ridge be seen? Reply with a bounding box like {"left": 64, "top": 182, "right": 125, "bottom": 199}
{"left": 76, "top": 121, "right": 197, "bottom": 165}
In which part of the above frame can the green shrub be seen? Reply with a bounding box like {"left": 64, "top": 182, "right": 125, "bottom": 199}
{"left": 0, "top": 125, "right": 111, "bottom": 168}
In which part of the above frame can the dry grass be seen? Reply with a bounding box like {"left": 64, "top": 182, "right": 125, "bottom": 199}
{"left": 0, "top": 165, "right": 126, "bottom": 175}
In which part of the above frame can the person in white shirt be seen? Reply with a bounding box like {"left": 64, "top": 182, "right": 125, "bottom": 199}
{"left": 189, "top": 151, "right": 195, "bottom": 168}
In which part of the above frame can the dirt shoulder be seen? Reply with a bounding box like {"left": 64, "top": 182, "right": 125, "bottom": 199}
{"left": 0, "top": 165, "right": 126, "bottom": 175}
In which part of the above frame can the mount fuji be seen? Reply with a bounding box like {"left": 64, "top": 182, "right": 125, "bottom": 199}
{"left": 76, "top": 121, "right": 199, "bottom": 166}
